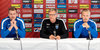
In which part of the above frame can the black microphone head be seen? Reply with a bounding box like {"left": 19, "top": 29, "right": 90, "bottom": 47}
{"left": 15, "top": 30, "right": 18, "bottom": 33}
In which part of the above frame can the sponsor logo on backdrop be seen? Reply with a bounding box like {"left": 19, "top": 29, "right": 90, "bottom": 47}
{"left": 92, "top": 19, "right": 100, "bottom": 22}
{"left": 16, "top": 9, "right": 20, "bottom": 13}
{"left": 11, "top": 0, "right": 21, "bottom": 3}
{"left": 24, "top": 19, "right": 32, "bottom": 22}
{"left": 34, "top": 23, "right": 41, "bottom": 27}
{"left": 46, "top": 14, "right": 49, "bottom": 18}
{"left": 23, "top": 4, "right": 32, "bottom": 8}
{"left": 80, "top": 14, "right": 82, "bottom": 18}
{"left": 34, "top": 0, "right": 43, "bottom": 4}
{"left": 23, "top": 0, "right": 32, "bottom": 3}
{"left": 80, "top": 0, "right": 89, "bottom": 4}
{"left": 22, "top": 9, "right": 32, "bottom": 13}
{"left": 34, "top": 19, "right": 43, "bottom": 22}
{"left": 46, "top": 9, "right": 50, "bottom": 13}
{"left": 68, "top": 23, "right": 74, "bottom": 27}
{"left": 97, "top": 28, "right": 100, "bottom": 32}
{"left": 68, "top": 19, "right": 77, "bottom": 23}
{"left": 58, "top": 9, "right": 66, "bottom": 13}
{"left": 91, "top": 0, "right": 100, "bottom": 3}
{"left": 34, "top": 9, "right": 43, "bottom": 13}
{"left": 57, "top": 14, "right": 66, "bottom": 19}
{"left": 91, "top": 5, "right": 100, "bottom": 8}
{"left": 46, "top": 0, "right": 55, "bottom": 3}
{"left": 11, "top": 4, "right": 21, "bottom": 8}
{"left": 25, "top": 23, "right": 32, "bottom": 28}
{"left": 34, "top": 28, "right": 41, "bottom": 32}
{"left": 68, "top": 14, "right": 78, "bottom": 18}
{"left": 68, "top": 9, "right": 77, "bottom": 13}
{"left": 91, "top": 14, "right": 100, "bottom": 17}
{"left": 57, "top": 0, "right": 66, "bottom": 4}
{"left": 46, "top": 4, "right": 55, "bottom": 8}
{"left": 68, "top": 0, "right": 78, "bottom": 4}
{"left": 68, "top": 5, "right": 78, "bottom": 9}
{"left": 91, "top": 9, "right": 100, "bottom": 13}
{"left": 80, "top": 4, "right": 89, "bottom": 8}
{"left": 34, "top": 4, "right": 43, "bottom": 8}
{"left": 25, "top": 28, "right": 32, "bottom": 32}
{"left": 97, "top": 23, "right": 100, "bottom": 28}
{"left": 22, "top": 14, "right": 32, "bottom": 17}
{"left": 57, "top": 5, "right": 66, "bottom": 8}
{"left": 34, "top": 14, "right": 43, "bottom": 18}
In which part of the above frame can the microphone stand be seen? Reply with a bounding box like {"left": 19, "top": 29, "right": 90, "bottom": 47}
{"left": 14, "top": 30, "right": 20, "bottom": 40}
{"left": 87, "top": 31, "right": 93, "bottom": 40}
{"left": 53, "top": 30, "right": 58, "bottom": 50}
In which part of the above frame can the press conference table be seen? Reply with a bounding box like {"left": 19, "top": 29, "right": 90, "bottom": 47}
{"left": 0, "top": 38, "right": 100, "bottom": 50}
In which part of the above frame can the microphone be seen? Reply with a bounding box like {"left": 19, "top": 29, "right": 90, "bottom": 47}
{"left": 16, "top": 30, "right": 18, "bottom": 39}
{"left": 87, "top": 31, "right": 92, "bottom": 40}
{"left": 14, "top": 30, "right": 20, "bottom": 40}
{"left": 53, "top": 24, "right": 59, "bottom": 39}
{"left": 55, "top": 24, "right": 59, "bottom": 50}
{"left": 53, "top": 30, "right": 56, "bottom": 37}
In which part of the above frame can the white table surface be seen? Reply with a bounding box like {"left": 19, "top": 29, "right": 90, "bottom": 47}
{"left": 58, "top": 38, "right": 89, "bottom": 50}
{"left": 89, "top": 38, "right": 100, "bottom": 50}
{"left": 0, "top": 38, "right": 21, "bottom": 50}
{"left": 20, "top": 38, "right": 57, "bottom": 50}
{"left": 0, "top": 38, "right": 100, "bottom": 50}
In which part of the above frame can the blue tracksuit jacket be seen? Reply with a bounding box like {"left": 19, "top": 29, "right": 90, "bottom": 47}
{"left": 74, "top": 19, "right": 98, "bottom": 38}
{"left": 1, "top": 16, "right": 26, "bottom": 38}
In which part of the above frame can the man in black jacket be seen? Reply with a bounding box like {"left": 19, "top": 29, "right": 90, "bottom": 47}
{"left": 40, "top": 8, "right": 68, "bottom": 40}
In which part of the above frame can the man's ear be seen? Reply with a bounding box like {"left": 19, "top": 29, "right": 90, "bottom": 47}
{"left": 81, "top": 14, "right": 83, "bottom": 18}
{"left": 56, "top": 14, "right": 58, "bottom": 18}
{"left": 89, "top": 15, "right": 90, "bottom": 18}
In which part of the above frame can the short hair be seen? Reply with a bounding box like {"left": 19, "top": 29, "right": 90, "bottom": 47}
{"left": 81, "top": 9, "right": 90, "bottom": 14}
{"left": 8, "top": 7, "right": 17, "bottom": 12}
{"left": 48, "top": 8, "right": 58, "bottom": 13}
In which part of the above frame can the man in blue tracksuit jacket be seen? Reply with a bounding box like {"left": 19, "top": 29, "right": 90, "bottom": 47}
{"left": 74, "top": 9, "right": 98, "bottom": 38}
{"left": 1, "top": 7, "right": 26, "bottom": 38}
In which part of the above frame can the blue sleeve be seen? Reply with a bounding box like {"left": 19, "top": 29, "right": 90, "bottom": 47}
{"left": 1, "top": 20, "right": 10, "bottom": 38}
{"left": 87, "top": 22, "right": 98, "bottom": 38}
{"left": 74, "top": 22, "right": 83, "bottom": 38}
{"left": 17, "top": 19, "right": 26, "bottom": 38}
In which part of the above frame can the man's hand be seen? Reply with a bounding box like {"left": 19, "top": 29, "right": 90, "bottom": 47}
{"left": 49, "top": 35, "right": 61, "bottom": 40}
{"left": 82, "top": 23, "right": 90, "bottom": 29}
{"left": 85, "top": 23, "right": 90, "bottom": 29}
{"left": 11, "top": 20, "right": 14, "bottom": 26}
{"left": 8, "top": 20, "right": 14, "bottom": 31}
{"left": 56, "top": 35, "right": 61, "bottom": 40}
{"left": 13, "top": 20, "right": 17, "bottom": 26}
{"left": 13, "top": 20, "right": 18, "bottom": 30}
{"left": 49, "top": 35, "right": 55, "bottom": 40}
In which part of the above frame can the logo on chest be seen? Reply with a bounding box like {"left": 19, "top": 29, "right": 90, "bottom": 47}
{"left": 46, "top": 24, "right": 50, "bottom": 28}
{"left": 7, "top": 24, "right": 11, "bottom": 28}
